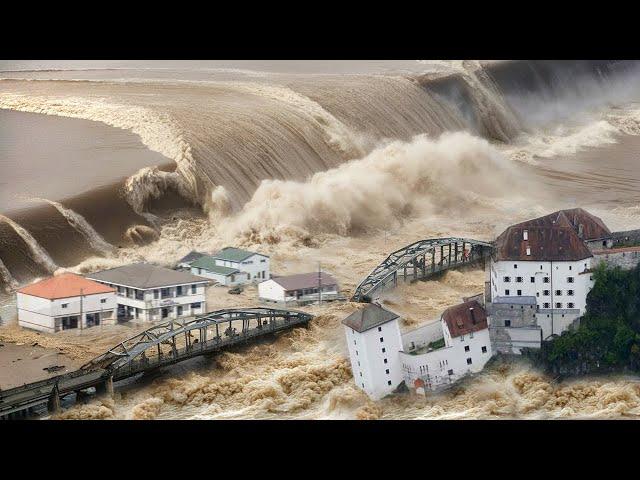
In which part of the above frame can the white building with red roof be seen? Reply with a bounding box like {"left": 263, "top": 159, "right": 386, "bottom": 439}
{"left": 342, "top": 301, "right": 493, "bottom": 399}
{"left": 16, "top": 273, "right": 116, "bottom": 332}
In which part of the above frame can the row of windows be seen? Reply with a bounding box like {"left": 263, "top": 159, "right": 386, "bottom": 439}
{"left": 541, "top": 302, "right": 575, "bottom": 309}
{"left": 61, "top": 298, "right": 109, "bottom": 308}
{"left": 505, "top": 289, "right": 575, "bottom": 297}
{"left": 503, "top": 276, "right": 574, "bottom": 283}
{"left": 511, "top": 263, "right": 585, "bottom": 270}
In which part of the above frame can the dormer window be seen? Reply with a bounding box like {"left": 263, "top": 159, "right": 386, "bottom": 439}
{"left": 523, "top": 230, "right": 528, "bottom": 240}
{"left": 526, "top": 247, "right": 531, "bottom": 256}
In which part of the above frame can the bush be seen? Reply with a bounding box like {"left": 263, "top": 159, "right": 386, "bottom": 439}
{"left": 536, "top": 263, "right": 640, "bottom": 375}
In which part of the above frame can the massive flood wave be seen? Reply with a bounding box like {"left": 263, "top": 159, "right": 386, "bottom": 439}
{"left": 3, "top": 60, "right": 640, "bottom": 419}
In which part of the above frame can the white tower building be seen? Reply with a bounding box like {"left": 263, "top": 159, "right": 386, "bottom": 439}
{"left": 342, "top": 304, "right": 404, "bottom": 400}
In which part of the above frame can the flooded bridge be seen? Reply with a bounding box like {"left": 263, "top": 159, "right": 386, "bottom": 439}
{"left": 0, "top": 307, "right": 312, "bottom": 418}
{"left": 352, "top": 237, "right": 494, "bottom": 302}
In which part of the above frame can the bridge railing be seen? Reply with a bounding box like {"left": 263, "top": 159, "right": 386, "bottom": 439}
{"left": 352, "top": 238, "right": 494, "bottom": 302}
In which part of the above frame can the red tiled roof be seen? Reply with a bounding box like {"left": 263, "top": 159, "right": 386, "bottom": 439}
{"left": 18, "top": 273, "right": 115, "bottom": 300}
{"left": 494, "top": 208, "right": 609, "bottom": 262}
{"left": 442, "top": 300, "right": 488, "bottom": 338}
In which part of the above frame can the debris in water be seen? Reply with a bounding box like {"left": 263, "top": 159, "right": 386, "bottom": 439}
{"left": 43, "top": 365, "right": 65, "bottom": 373}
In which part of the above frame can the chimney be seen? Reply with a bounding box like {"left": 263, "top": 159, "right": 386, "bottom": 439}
{"left": 469, "top": 307, "right": 476, "bottom": 324}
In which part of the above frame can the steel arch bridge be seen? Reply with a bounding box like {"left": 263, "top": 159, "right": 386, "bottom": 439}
{"left": 0, "top": 308, "right": 312, "bottom": 417}
{"left": 351, "top": 237, "right": 494, "bottom": 302}
{"left": 81, "top": 307, "right": 312, "bottom": 378}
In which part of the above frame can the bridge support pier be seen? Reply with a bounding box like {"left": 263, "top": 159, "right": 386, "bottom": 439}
{"left": 95, "top": 375, "right": 114, "bottom": 399}
{"left": 47, "top": 383, "right": 61, "bottom": 414}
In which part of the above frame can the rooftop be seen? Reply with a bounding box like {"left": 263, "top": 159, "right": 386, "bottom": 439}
{"left": 342, "top": 303, "right": 399, "bottom": 333}
{"left": 190, "top": 256, "right": 239, "bottom": 276}
{"left": 18, "top": 273, "right": 115, "bottom": 300}
{"left": 494, "top": 208, "right": 609, "bottom": 262}
{"left": 213, "top": 247, "right": 266, "bottom": 263}
{"left": 87, "top": 263, "right": 210, "bottom": 289}
{"left": 491, "top": 295, "right": 537, "bottom": 305}
{"left": 592, "top": 246, "right": 640, "bottom": 255}
{"left": 176, "top": 250, "right": 206, "bottom": 265}
{"left": 270, "top": 272, "right": 338, "bottom": 291}
{"left": 442, "top": 300, "right": 488, "bottom": 338}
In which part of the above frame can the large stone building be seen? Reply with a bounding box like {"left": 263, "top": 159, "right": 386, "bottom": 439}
{"left": 487, "top": 208, "right": 616, "bottom": 352}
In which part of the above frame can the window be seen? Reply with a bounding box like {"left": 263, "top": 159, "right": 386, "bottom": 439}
{"left": 356, "top": 351, "right": 358, "bottom": 356}
{"left": 360, "top": 372, "right": 362, "bottom": 377}
{"left": 543, "top": 290, "right": 550, "bottom": 296}
{"left": 176, "top": 285, "right": 183, "bottom": 296}
{"left": 387, "top": 381, "right": 392, "bottom": 386}
{"left": 382, "top": 348, "right": 386, "bottom": 353}
{"left": 516, "top": 276, "right": 523, "bottom": 283}
{"left": 505, "top": 320, "right": 511, "bottom": 327}
{"left": 61, "top": 303, "right": 68, "bottom": 309}
{"left": 517, "top": 290, "right": 522, "bottom": 296}
{"left": 177, "top": 306, "right": 183, "bottom": 316}
{"left": 526, "top": 247, "right": 531, "bottom": 256}
{"left": 567, "top": 277, "right": 574, "bottom": 283}
{"left": 569, "top": 266, "right": 572, "bottom": 270}
{"left": 543, "top": 277, "right": 550, "bottom": 283}
{"left": 447, "top": 369, "right": 454, "bottom": 375}
{"left": 354, "top": 340, "right": 356, "bottom": 345}
{"left": 523, "top": 230, "right": 528, "bottom": 240}
{"left": 379, "top": 337, "right": 384, "bottom": 343}
{"left": 556, "top": 302, "right": 562, "bottom": 309}
{"left": 464, "top": 345, "right": 470, "bottom": 352}
{"left": 378, "top": 326, "right": 382, "bottom": 332}
{"left": 191, "top": 284, "right": 197, "bottom": 294}
{"left": 555, "top": 290, "right": 562, "bottom": 296}
{"left": 384, "top": 358, "right": 388, "bottom": 364}
{"left": 385, "top": 369, "right": 390, "bottom": 374}
{"left": 466, "top": 358, "right": 473, "bottom": 365}
{"left": 362, "top": 383, "right": 365, "bottom": 388}
{"left": 505, "top": 289, "right": 510, "bottom": 296}
{"left": 191, "top": 302, "right": 201, "bottom": 310}
{"left": 567, "top": 302, "right": 575, "bottom": 308}
{"left": 482, "top": 346, "right": 487, "bottom": 353}
{"left": 100, "top": 298, "right": 107, "bottom": 304}
{"left": 543, "top": 303, "right": 550, "bottom": 309}
{"left": 567, "top": 290, "right": 574, "bottom": 296}
{"left": 513, "top": 264, "right": 518, "bottom": 270}
{"left": 154, "top": 289, "right": 159, "bottom": 299}
{"left": 503, "top": 276, "right": 511, "bottom": 282}
{"left": 530, "top": 277, "right": 535, "bottom": 283}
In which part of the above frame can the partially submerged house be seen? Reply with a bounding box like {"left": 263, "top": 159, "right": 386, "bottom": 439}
{"left": 258, "top": 272, "right": 340, "bottom": 305}
{"left": 343, "top": 301, "right": 493, "bottom": 400}
{"left": 17, "top": 273, "right": 116, "bottom": 332}
{"left": 87, "top": 263, "right": 210, "bottom": 322}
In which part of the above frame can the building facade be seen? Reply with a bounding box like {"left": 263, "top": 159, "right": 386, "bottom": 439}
{"left": 16, "top": 273, "right": 116, "bottom": 333}
{"left": 399, "top": 301, "right": 493, "bottom": 393}
{"left": 488, "top": 208, "right": 608, "bottom": 342}
{"left": 342, "top": 304, "right": 404, "bottom": 400}
{"left": 259, "top": 272, "right": 340, "bottom": 305}
{"left": 87, "top": 263, "right": 209, "bottom": 322}
{"left": 190, "top": 247, "right": 269, "bottom": 286}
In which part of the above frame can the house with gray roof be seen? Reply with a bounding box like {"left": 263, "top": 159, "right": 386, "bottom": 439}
{"left": 87, "top": 263, "right": 210, "bottom": 322}
{"left": 190, "top": 247, "right": 269, "bottom": 286}
{"left": 258, "top": 271, "right": 340, "bottom": 305}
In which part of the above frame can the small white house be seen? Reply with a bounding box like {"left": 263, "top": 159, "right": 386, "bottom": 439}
{"left": 190, "top": 247, "right": 269, "bottom": 286}
{"left": 16, "top": 273, "right": 116, "bottom": 333}
{"left": 87, "top": 263, "right": 210, "bottom": 322}
{"left": 342, "top": 304, "right": 404, "bottom": 400}
{"left": 259, "top": 272, "right": 339, "bottom": 305}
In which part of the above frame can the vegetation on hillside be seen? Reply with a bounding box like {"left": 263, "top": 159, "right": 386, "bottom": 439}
{"left": 532, "top": 263, "right": 640, "bottom": 375}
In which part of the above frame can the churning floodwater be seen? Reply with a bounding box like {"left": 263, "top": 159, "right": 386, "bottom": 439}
{"left": 3, "top": 60, "right": 640, "bottom": 419}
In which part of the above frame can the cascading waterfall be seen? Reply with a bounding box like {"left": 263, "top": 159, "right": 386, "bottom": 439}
{"left": 0, "top": 214, "right": 58, "bottom": 274}
{"left": 0, "top": 257, "right": 18, "bottom": 291}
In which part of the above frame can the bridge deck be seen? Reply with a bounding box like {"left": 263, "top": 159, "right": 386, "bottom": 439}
{"left": 0, "top": 307, "right": 311, "bottom": 417}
